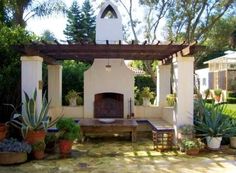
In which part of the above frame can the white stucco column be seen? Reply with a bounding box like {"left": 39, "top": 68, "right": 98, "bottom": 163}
{"left": 48, "top": 65, "right": 62, "bottom": 107}
{"left": 21, "top": 56, "right": 43, "bottom": 114}
{"left": 157, "top": 64, "right": 171, "bottom": 107}
{"left": 174, "top": 56, "right": 194, "bottom": 127}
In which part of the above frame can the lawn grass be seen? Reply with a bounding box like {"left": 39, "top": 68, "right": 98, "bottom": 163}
{"left": 226, "top": 104, "right": 236, "bottom": 112}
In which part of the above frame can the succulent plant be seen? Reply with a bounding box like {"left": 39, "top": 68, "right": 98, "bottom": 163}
{"left": 0, "top": 138, "right": 32, "bottom": 153}
{"left": 9, "top": 89, "right": 62, "bottom": 138}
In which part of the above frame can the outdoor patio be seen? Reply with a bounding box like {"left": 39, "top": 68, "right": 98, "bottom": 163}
{"left": 0, "top": 137, "right": 236, "bottom": 173}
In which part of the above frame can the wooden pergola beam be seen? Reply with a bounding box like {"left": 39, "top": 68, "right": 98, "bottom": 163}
{"left": 15, "top": 42, "right": 202, "bottom": 65}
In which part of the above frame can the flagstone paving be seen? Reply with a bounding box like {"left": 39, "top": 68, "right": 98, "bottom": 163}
{"left": 0, "top": 137, "right": 236, "bottom": 173}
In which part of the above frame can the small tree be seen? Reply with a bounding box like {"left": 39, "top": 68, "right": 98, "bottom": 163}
{"left": 63, "top": 1, "right": 84, "bottom": 42}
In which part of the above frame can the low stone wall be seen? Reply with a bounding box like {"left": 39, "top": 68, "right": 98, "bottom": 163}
{"left": 49, "top": 106, "right": 84, "bottom": 119}
{"left": 133, "top": 106, "right": 162, "bottom": 119}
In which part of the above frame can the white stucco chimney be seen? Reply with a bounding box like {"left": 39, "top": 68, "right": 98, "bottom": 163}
{"left": 84, "top": 1, "right": 134, "bottom": 118}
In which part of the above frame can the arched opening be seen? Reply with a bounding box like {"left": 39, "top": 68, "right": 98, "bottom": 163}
{"left": 101, "top": 5, "right": 118, "bottom": 19}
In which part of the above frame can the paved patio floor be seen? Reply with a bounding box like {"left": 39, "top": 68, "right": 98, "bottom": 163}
{"left": 0, "top": 137, "right": 236, "bottom": 173}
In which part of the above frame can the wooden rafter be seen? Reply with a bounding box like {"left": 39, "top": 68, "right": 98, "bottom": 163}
{"left": 15, "top": 41, "right": 202, "bottom": 65}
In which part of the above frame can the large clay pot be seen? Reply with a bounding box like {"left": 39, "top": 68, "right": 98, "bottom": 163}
{"left": 25, "top": 130, "right": 46, "bottom": 144}
{"left": 0, "top": 152, "right": 27, "bottom": 165}
{"left": 186, "top": 148, "right": 200, "bottom": 156}
{"left": 33, "top": 151, "right": 44, "bottom": 160}
{"left": 59, "top": 140, "right": 73, "bottom": 155}
{"left": 206, "top": 136, "right": 222, "bottom": 150}
{"left": 0, "top": 123, "right": 7, "bottom": 141}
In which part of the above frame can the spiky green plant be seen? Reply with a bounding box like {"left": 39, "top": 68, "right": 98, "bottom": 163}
{"left": 195, "top": 101, "right": 235, "bottom": 137}
{"left": 10, "top": 89, "right": 62, "bottom": 138}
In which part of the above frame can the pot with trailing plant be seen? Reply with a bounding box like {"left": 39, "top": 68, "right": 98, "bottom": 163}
{"left": 180, "top": 138, "right": 205, "bottom": 155}
{"left": 140, "top": 87, "right": 155, "bottom": 106}
{"left": 214, "top": 89, "right": 222, "bottom": 102}
{"left": 195, "top": 101, "right": 233, "bottom": 150}
{"left": 32, "top": 141, "right": 46, "bottom": 160}
{"left": 56, "top": 118, "right": 80, "bottom": 156}
{"left": 65, "top": 90, "right": 80, "bottom": 106}
{"left": 0, "top": 138, "right": 31, "bottom": 165}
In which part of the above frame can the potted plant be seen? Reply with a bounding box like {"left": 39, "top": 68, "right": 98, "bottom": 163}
{"left": 214, "top": 89, "right": 222, "bottom": 102}
{"left": 8, "top": 89, "right": 62, "bottom": 145}
{"left": 0, "top": 123, "right": 7, "bottom": 141}
{"left": 56, "top": 118, "right": 80, "bottom": 155}
{"left": 32, "top": 141, "right": 46, "bottom": 160}
{"left": 195, "top": 101, "right": 233, "bottom": 150}
{"left": 228, "top": 116, "right": 236, "bottom": 148}
{"left": 65, "top": 90, "right": 80, "bottom": 106}
{"left": 166, "top": 93, "right": 176, "bottom": 107}
{"left": 178, "top": 124, "right": 195, "bottom": 140}
{"left": 140, "top": 87, "right": 155, "bottom": 106}
{"left": 0, "top": 138, "right": 31, "bottom": 165}
{"left": 45, "top": 133, "right": 57, "bottom": 153}
{"left": 181, "top": 138, "right": 204, "bottom": 155}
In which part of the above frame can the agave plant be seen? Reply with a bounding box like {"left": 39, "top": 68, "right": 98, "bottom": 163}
{"left": 195, "top": 100, "right": 234, "bottom": 137}
{"left": 9, "top": 89, "right": 62, "bottom": 138}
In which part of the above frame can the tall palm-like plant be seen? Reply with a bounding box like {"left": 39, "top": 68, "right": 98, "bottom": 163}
{"left": 6, "top": 0, "right": 66, "bottom": 26}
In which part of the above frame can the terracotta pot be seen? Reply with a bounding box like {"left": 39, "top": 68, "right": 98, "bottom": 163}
{"left": 186, "top": 148, "right": 200, "bottom": 156}
{"left": 25, "top": 130, "right": 46, "bottom": 144}
{"left": 0, "top": 123, "right": 7, "bottom": 141}
{"left": 0, "top": 152, "right": 27, "bottom": 165}
{"left": 215, "top": 95, "right": 221, "bottom": 102}
{"left": 59, "top": 140, "right": 73, "bottom": 155}
{"left": 33, "top": 151, "right": 44, "bottom": 160}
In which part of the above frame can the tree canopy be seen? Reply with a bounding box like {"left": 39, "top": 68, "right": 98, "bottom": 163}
{"left": 64, "top": 0, "right": 95, "bottom": 42}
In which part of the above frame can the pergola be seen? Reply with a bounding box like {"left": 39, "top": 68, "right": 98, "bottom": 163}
{"left": 17, "top": 40, "right": 200, "bottom": 129}
{"left": 16, "top": 40, "right": 198, "bottom": 64}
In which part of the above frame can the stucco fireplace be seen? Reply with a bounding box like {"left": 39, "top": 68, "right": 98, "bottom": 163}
{"left": 94, "top": 92, "right": 124, "bottom": 118}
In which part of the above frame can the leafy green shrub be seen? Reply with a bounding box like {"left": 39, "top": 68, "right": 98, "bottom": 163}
{"left": 140, "top": 87, "right": 155, "bottom": 99}
{"left": 227, "top": 97, "right": 236, "bottom": 104}
{"left": 205, "top": 99, "right": 214, "bottom": 103}
{"left": 62, "top": 61, "right": 90, "bottom": 105}
{"left": 180, "top": 138, "right": 204, "bottom": 150}
{"left": 228, "top": 92, "right": 236, "bottom": 98}
{"left": 56, "top": 118, "right": 80, "bottom": 141}
{"left": 166, "top": 94, "right": 176, "bottom": 106}
{"left": 214, "top": 89, "right": 222, "bottom": 96}
{"left": 32, "top": 141, "right": 46, "bottom": 151}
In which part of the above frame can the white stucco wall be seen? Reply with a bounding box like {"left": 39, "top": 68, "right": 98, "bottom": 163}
{"left": 49, "top": 106, "right": 173, "bottom": 123}
{"left": 21, "top": 56, "right": 43, "bottom": 115}
{"left": 134, "top": 106, "right": 162, "bottom": 119}
{"left": 84, "top": 59, "right": 135, "bottom": 118}
{"left": 96, "top": 1, "right": 122, "bottom": 43}
{"left": 195, "top": 68, "right": 209, "bottom": 96}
